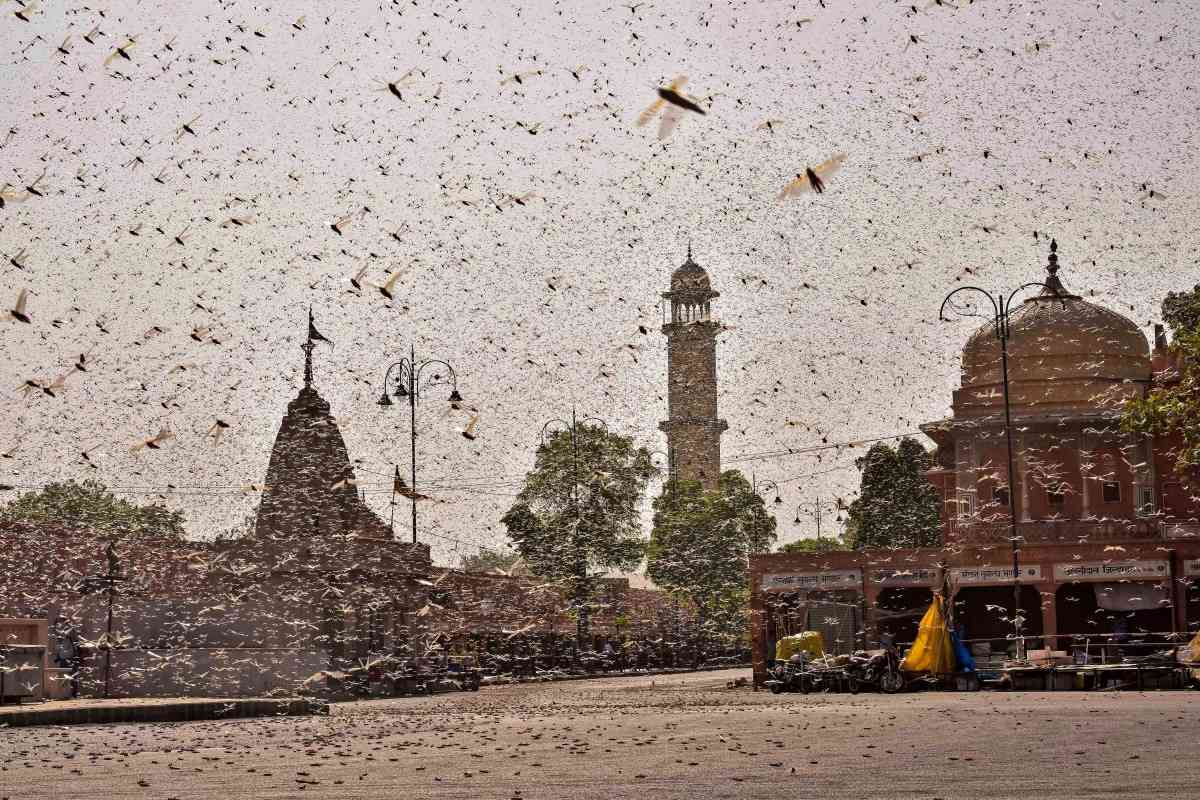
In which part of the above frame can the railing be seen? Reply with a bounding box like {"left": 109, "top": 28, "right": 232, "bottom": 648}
{"left": 885, "top": 631, "right": 1194, "bottom": 668}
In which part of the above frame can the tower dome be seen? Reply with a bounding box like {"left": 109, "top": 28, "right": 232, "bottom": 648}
{"left": 670, "top": 246, "right": 715, "bottom": 296}
{"left": 954, "top": 243, "right": 1150, "bottom": 418}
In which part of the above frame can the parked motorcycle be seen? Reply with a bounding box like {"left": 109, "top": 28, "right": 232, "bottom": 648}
{"left": 765, "top": 655, "right": 842, "bottom": 694}
{"left": 843, "top": 648, "right": 904, "bottom": 694}
{"left": 765, "top": 658, "right": 803, "bottom": 694}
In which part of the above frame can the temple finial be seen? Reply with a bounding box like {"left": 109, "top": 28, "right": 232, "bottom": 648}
{"left": 301, "top": 338, "right": 315, "bottom": 389}
{"left": 687, "top": 239, "right": 692, "bottom": 261}
{"left": 302, "top": 308, "right": 332, "bottom": 389}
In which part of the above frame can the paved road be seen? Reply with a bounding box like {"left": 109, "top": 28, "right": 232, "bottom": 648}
{"left": 3, "top": 669, "right": 1197, "bottom": 799}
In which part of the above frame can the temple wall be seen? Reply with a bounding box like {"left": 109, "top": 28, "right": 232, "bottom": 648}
{"left": 77, "top": 648, "right": 329, "bottom": 698}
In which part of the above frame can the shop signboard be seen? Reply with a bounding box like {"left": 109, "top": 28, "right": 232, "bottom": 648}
{"left": 1053, "top": 560, "right": 1169, "bottom": 583}
{"left": 869, "top": 567, "right": 939, "bottom": 587}
{"left": 761, "top": 569, "right": 862, "bottom": 592}
{"left": 949, "top": 565, "right": 1042, "bottom": 585}
{"left": 1183, "top": 559, "right": 1200, "bottom": 577}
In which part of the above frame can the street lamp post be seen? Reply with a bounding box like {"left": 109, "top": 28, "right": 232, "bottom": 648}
{"left": 377, "top": 344, "right": 464, "bottom": 545}
{"left": 540, "top": 409, "right": 609, "bottom": 657}
{"left": 79, "top": 541, "right": 126, "bottom": 699}
{"left": 793, "top": 497, "right": 846, "bottom": 545}
{"left": 938, "top": 241, "right": 1062, "bottom": 658}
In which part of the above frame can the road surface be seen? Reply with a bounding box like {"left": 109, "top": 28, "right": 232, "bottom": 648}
{"left": 3, "top": 669, "right": 1197, "bottom": 799}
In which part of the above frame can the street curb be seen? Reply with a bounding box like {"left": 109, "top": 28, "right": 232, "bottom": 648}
{"left": 479, "top": 663, "right": 752, "bottom": 687}
{"left": 0, "top": 698, "right": 329, "bottom": 728}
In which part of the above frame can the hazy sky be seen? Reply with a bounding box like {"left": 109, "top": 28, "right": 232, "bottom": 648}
{"left": 1, "top": 0, "right": 1197, "bottom": 564}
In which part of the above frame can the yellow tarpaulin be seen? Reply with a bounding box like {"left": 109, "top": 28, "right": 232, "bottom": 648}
{"left": 1188, "top": 630, "right": 1200, "bottom": 664}
{"left": 775, "top": 631, "right": 825, "bottom": 662}
{"left": 900, "top": 594, "right": 955, "bottom": 674}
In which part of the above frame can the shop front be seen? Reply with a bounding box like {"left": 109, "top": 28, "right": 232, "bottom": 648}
{"left": 750, "top": 542, "right": 1200, "bottom": 687}
{"left": 869, "top": 567, "right": 939, "bottom": 647}
{"left": 1187, "top": 558, "right": 1200, "bottom": 634}
{"left": 752, "top": 558, "right": 867, "bottom": 679}
{"left": 948, "top": 565, "right": 1045, "bottom": 659}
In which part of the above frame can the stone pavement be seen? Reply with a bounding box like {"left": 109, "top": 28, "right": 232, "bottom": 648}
{"left": 3, "top": 669, "right": 1198, "bottom": 799}
{"left": 0, "top": 696, "right": 326, "bottom": 727}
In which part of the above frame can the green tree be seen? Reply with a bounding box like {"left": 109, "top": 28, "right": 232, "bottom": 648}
{"left": 1123, "top": 284, "right": 1200, "bottom": 470}
{"left": 0, "top": 479, "right": 186, "bottom": 539}
{"left": 501, "top": 424, "right": 653, "bottom": 648}
{"left": 460, "top": 546, "right": 522, "bottom": 574}
{"left": 778, "top": 536, "right": 849, "bottom": 554}
{"left": 646, "top": 471, "right": 777, "bottom": 648}
{"left": 846, "top": 438, "right": 941, "bottom": 549}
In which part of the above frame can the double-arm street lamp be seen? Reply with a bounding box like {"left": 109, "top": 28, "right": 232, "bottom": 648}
{"left": 540, "top": 409, "right": 609, "bottom": 655}
{"left": 751, "top": 475, "right": 784, "bottom": 507}
{"left": 377, "top": 345, "right": 464, "bottom": 545}
{"left": 938, "top": 240, "right": 1062, "bottom": 656}
{"left": 793, "top": 497, "right": 846, "bottom": 544}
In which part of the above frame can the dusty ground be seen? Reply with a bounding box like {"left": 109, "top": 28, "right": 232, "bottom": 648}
{"left": 2, "top": 669, "right": 1197, "bottom": 800}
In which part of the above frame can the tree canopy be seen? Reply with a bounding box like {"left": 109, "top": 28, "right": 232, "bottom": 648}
{"left": 778, "top": 536, "right": 850, "bottom": 554}
{"left": 0, "top": 479, "right": 187, "bottom": 539}
{"left": 460, "top": 546, "right": 522, "bottom": 574}
{"left": 646, "top": 470, "right": 776, "bottom": 644}
{"left": 846, "top": 438, "right": 941, "bottom": 549}
{"left": 1123, "top": 285, "right": 1200, "bottom": 471}
{"left": 501, "top": 423, "right": 654, "bottom": 643}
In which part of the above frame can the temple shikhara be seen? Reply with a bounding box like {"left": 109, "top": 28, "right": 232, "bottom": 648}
{"left": 750, "top": 246, "right": 1200, "bottom": 686}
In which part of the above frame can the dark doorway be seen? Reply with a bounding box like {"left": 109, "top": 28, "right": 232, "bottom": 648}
{"left": 873, "top": 587, "right": 933, "bottom": 648}
{"left": 1188, "top": 579, "right": 1200, "bottom": 637}
{"left": 1055, "top": 581, "right": 1174, "bottom": 645}
{"left": 951, "top": 585, "right": 1044, "bottom": 657}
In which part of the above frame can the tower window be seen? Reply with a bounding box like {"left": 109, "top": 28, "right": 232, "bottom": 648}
{"left": 992, "top": 486, "right": 1009, "bottom": 507}
{"left": 1047, "top": 486, "right": 1066, "bottom": 506}
{"left": 1101, "top": 481, "right": 1121, "bottom": 504}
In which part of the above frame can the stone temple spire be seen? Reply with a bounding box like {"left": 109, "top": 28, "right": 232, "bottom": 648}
{"left": 253, "top": 308, "right": 388, "bottom": 541}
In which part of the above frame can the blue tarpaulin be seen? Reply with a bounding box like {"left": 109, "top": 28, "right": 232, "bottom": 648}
{"left": 951, "top": 630, "right": 976, "bottom": 673}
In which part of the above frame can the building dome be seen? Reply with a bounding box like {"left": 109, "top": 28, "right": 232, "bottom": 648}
{"left": 954, "top": 246, "right": 1150, "bottom": 418}
{"left": 670, "top": 255, "right": 712, "bottom": 294}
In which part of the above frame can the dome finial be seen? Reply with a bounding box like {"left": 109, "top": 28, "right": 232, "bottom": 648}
{"left": 687, "top": 239, "right": 692, "bottom": 261}
{"left": 1041, "top": 238, "right": 1067, "bottom": 296}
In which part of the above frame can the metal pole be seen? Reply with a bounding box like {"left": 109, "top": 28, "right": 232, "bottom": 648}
{"left": 998, "top": 307, "right": 1024, "bottom": 658}
{"left": 816, "top": 497, "right": 822, "bottom": 544}
{"left": 409, "top": 345, "right": 418, "bottom": 545}
{"left": 389, "top": 464, "right": 398, "bottom": 535}
{"left": 104, "top": 577, "right": 114, "bottom": 699}
{"left": 571, "top": 408, "right": 586, "bottom": 656}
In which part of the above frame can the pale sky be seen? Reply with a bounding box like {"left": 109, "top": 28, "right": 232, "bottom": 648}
{"left": 1, "top": 0, "right": 1197, "bottom": 564}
